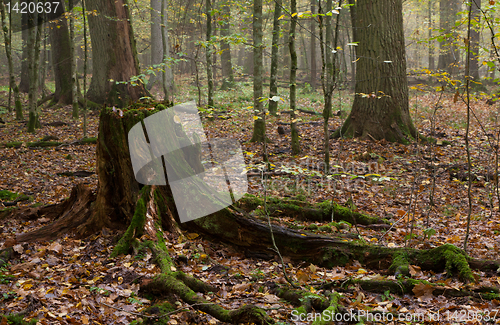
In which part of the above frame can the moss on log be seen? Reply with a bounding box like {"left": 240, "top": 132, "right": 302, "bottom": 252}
{"left": 238, "top": 194, "right": 387, "bottom": 225}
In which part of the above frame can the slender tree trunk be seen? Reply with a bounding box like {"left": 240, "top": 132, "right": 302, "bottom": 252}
{"left": 336, "top": 0, "right": 417, "bottom": 143}
{"left": 83, "top": 0, "right": 88, "bottom": 138}
{"left": 205, "top": 0, "right": 214, "bottom": 107}
{"left": 69, "top": 0, "right": 78, "bottom": 119}
{"left": 39, "top": 30, "right": 47, "bottom": 97}
{"left": 281, "top": 19, "right": 290, "bottom": 79}
{"left": 0, "top": 1, "right": 22, "bottom": 119}
{"left": 86, "top": 0, "right": 147, "bottom": 106}
{"left": 268, "top": 0, "right": 281, "bottom": 115}
{"left": 20, "top": 14, "right": 29, "bottom": 93}
{"left": 219, "top": 1, "right": 234, "bottom": 90}
{"left": 27, "top": 8, "right": 42, "bottom": 133}
{"left": 289, "top": 0, "right": 300, "bottom": 154}
{"left": 310, "top": 0, "right": 317, "bottom": 90}
{"left": 250, "top": 0, "right": 265, "bottom": 142}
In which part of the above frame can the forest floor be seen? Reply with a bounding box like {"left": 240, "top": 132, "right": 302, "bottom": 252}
{"left": 1, "top": 80, "right": 500, "bottom": 324}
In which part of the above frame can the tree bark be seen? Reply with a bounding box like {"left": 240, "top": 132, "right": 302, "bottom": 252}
{"left": 205, "top": 0, "right": 214, "bottom": 107}
{"left": 19, "top": 14, "right": 29, "bottom": 93}
{"left": 469, "top": 0, "right": 482, "bottom": 85}
{"left": 219, "top": 0, "right": 234, "bottom": 90}
{"left": 148, "top": 0, "right": 173, "bottom": 93}
{"left": 289, "top": 0, "right": 300, "bottom": 154}
{"left": 250, "top": 0, "right": 265, "bottom": 142}
{"left": 47, "top": 0, "right": 73, "bottom": 105}
{"left": 268, "top": 0, "right": 281, "bottom": 115}
{"left": 335, "top": 0, "right": 417, "bottom": 143}
{"left": 310, "top": 0, "right": 317, "bottom": 90}
{"left": 86, "top": 0, "right": 147, "bottom": 106}
{"left": 437, "top": 0, "right": 459, "bottom": 76}
{"left": 0, "top": 1, "right": 22, "bottom": 119}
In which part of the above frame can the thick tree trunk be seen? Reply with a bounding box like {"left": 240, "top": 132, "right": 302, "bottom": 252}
{"left": 437, "top": 0, "right": 459, "bottom": 76}
{"left": 86, "top": 0, "right": 147, "bottom": 106}
{"left": 335, "top": 0, "right": 417, "bottom": 143}
{"left": 470, "top": 0, "right": 484, "bottom": 89}
{"left": 148, "top": 0, "right": 173, "bottom": 93}
{"left": 47, "top": 1, "right": 73, "bottom": 105}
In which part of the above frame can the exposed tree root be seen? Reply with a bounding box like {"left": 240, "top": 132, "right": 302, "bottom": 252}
{"left": 15, "top": 183, "right": 94, "bottom": 243}
{"left": 114, "top": 186, "right": 274, "bottom": 324}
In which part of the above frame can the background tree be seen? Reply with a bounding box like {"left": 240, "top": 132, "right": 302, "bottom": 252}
{"left": 47, "top": 0, "right": 73, "bottom": 105}
{"left": 250, "top": 0, "right": 265, "bottom": 142}
{"left": 437, "top": 0, "right": 460, "bottom": 76}
{"left": 86, "top": 0, "right": 147, "bottom": 106}
{"left": 310, "top": 0, "right": 317, "bottom": 91}
{"left": 148, "top": 0, "right": 173, "bottom": 94}
{"left": 289, "top": 0, "right": 300, "bottom": 154}
{"left": 0, "top": 1, "right": 22, "bottom": 119}
{"left": 205, "top": 0, "right": 214, "bottom": 107}
{"left": 268, "top": 0, "right": 281, "bottom": 115}
{"left": 27, "top": 6, "right": 42, "bottom": 132}
{"left": 219, "top": 0, "right": 234, "bottom": 90}
{"left": 335, "top": 0, "right": 417, "bottom": 142}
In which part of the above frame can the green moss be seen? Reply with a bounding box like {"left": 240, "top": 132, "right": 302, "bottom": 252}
{"left": 3, "top": 141, "right": 22, "bottom": 148}
{"left": 27, "top": 141, "right": 62, "bottom": 148}
{"left": 111, "top": 187, "right": 150, "bottom": 257}
{"left": 418, "top": 244, "right": 474, "bottom": 282}
{"left": 318, "top": 225, "right": 332, "bottom": 232}
{"left": 78, "top": 137, "right": 97, "bottom": 144}
{"left": 389, "top": 252, "right": 410, "bottom": 276}
{"left": 141, "top": 301, "right": 175, "bottom": 324}
{"left": 306, "top": 224, "right": 318, "bottom": 230}
{"left": 0, "top": 190, "right": 19, "bottom": 201}
{"left": 0, "top": 314, "right": 37, "bottom": 325}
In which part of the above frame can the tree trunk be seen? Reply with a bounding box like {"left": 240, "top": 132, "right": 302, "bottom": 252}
{"left": 219, "top": 0, "right": 234, "bottom": 90}
{"left": 250, "top": 0, "right": 265, "bottom": 142}
{"left": 310, "top": 0, "right": 317, "bottom": 91}
{"left": 335, "top": 0, "right": 417, "bottom": 143}
{"left": 268, "top": 0, "right": 281, "bottom": 115}
{"left": 437, "top": 0, "right": 459, "bottom": 76}
{"left": 428, "top": 0, "right": 435, "bottom": 71}
{"left": 69, "top": 0, "right": 78, "bottom": 119}
{"left": 19, "top": 14, "right": 29, "bottom": 93}
{"left": 47, "top": 1, "right": 73, "bottom": 105}
{"left": 148, "top": 0, "right": 173, "bottom": 93}
{"left": 205, "top": 0, "right": 214, "bottom": 107}
{"left": 0, "top": 1, "right": 22, "bottom": 119}
{"left": 470, "top": 0, "right": 483, "bottom": 88}
{"left": 27, "top": 9, "right": 42, "bottom": 133}
{"left": 289, "top": 0, "right": 300, "bottom": 155}
{"left": 86, "top": 0, "right": 147, "bottom": 106}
